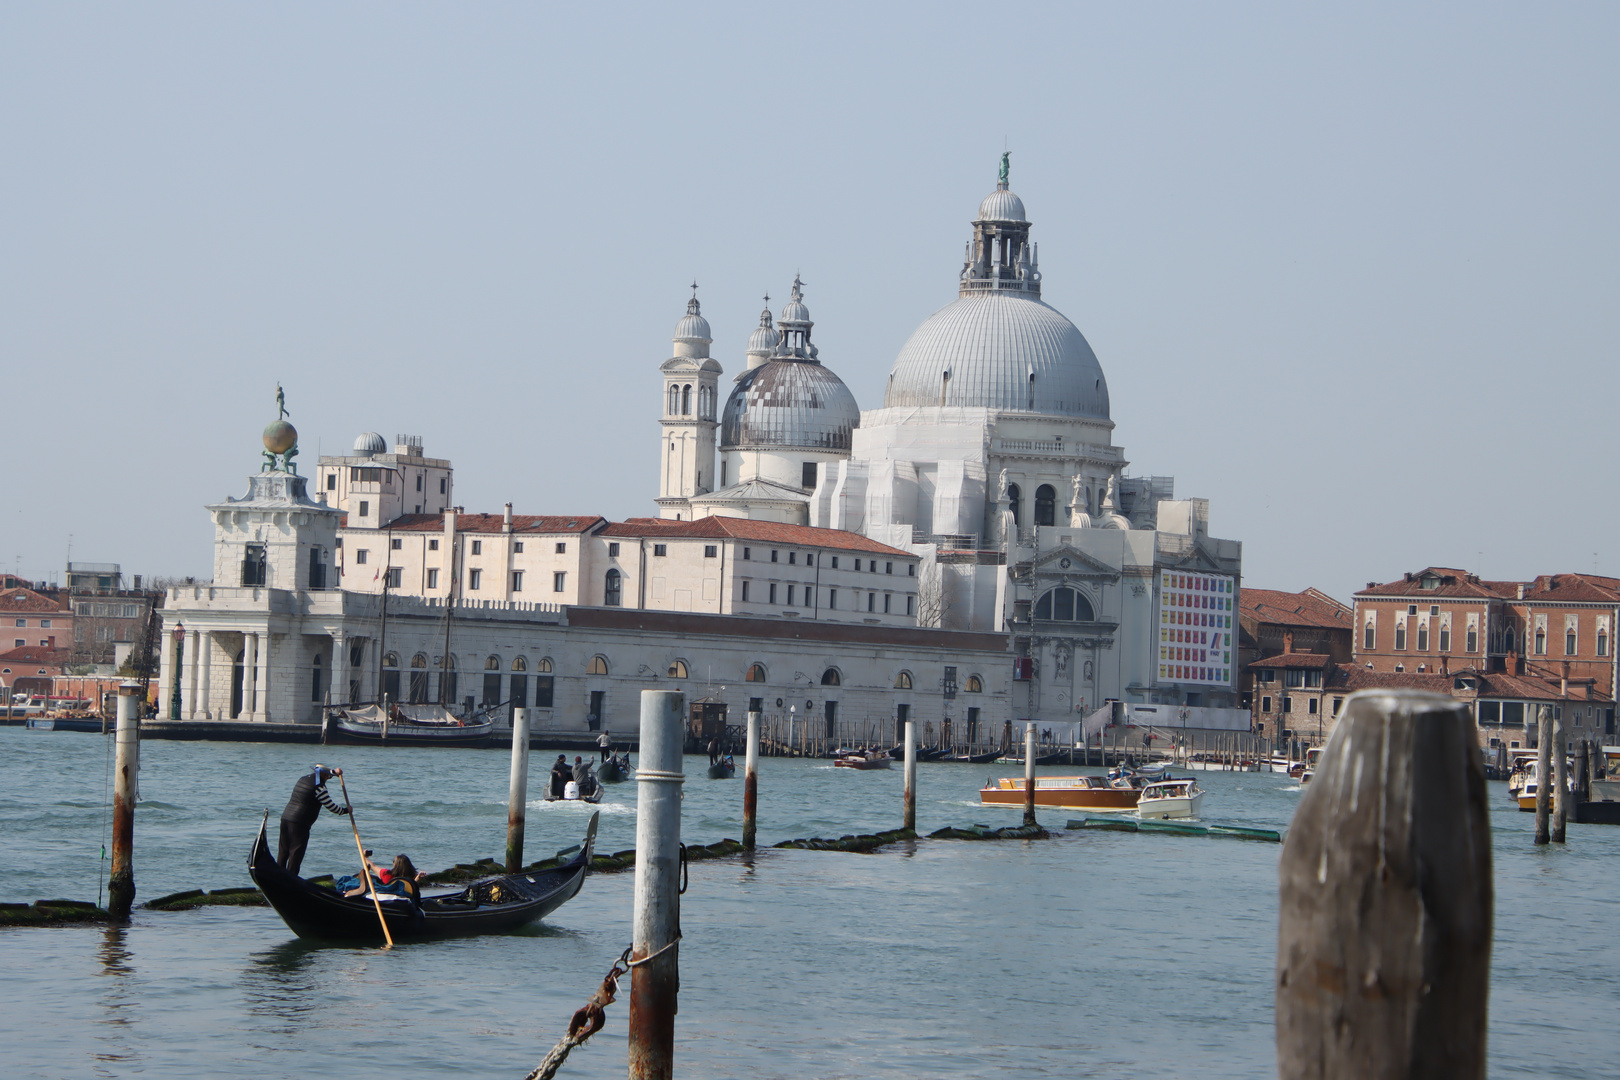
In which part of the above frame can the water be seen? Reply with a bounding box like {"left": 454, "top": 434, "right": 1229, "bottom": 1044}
{"left": 1, "top": 727, "right": 1615, "bottom": 1078}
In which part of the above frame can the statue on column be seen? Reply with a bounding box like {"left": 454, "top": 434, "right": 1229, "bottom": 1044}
{"left": 1069, "top": 474, "right": 1091, "bottom": 528}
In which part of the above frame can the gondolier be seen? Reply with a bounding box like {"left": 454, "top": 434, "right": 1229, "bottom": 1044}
{"left": 597, "top": 729, "right": 613, "bottom": 762}
{"left": 278, "top": 764, "right": 350, "bottom": 875}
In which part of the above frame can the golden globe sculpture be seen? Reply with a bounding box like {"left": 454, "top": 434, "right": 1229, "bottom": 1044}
{"left": 262, "top": 419, "right": 298, "bottom": 454}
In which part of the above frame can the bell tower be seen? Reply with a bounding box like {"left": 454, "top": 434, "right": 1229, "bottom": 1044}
{"left": 655, "top": 286, "right": 723, "bottom": 520}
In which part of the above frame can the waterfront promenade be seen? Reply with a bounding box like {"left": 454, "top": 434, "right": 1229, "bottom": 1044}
{"left": 1, "top": 727, "right": 1614, "bottom": 1077}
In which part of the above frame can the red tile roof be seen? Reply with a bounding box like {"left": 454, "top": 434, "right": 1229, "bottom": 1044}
{"left": 1239, "top": 587, "right": 1352, "bottom": 630}
{"left": 0, "top": 646, "right": 72, "bottom": 665}
{"left": 1249, "top": 652, "right": 1337, "bottom": 670}
{"left": 1327, "top": 666, "right": 1456, "bottom": 693}
{"left": 1324, "top": 663, "right": 1609, "bottom": 703}
{"left": 1355, "top": 568, "right": 1519, "bottom": 600}
{"left": 1520, "top": 573, "right": 1620, "bottom": 604}
{"left": 381, "top": 514, "right": 608, "bottom": 535}
{"left": 0, "top": 588, "right": 72, "bottom": 615}
{"left": 602, "top": 517, "right": 913, "bottom": 556}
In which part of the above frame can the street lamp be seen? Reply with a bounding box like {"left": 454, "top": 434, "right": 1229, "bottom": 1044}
{"left": 170, "top": 621, "right": 186, "bottom": 720}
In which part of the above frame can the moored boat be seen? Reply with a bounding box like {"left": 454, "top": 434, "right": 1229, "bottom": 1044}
{"left": 834, "top": 751, "right": 892, "bottom": 770}
{"left": 247, "top": 811, "right": 596, "bottom": 942}
{"left": 979, "top": 775, "right": 1140, "bottom": 812}
{"left": 1136, "top": 778, "right": 1205, "bottom": 820}
{"left": 323, "top": 704, "right": 494, "bottom": 748}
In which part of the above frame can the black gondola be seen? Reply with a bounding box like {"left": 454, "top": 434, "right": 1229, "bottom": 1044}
{"left": 597, "top": 753, "right": 632, "bottom": 783}
{"left": 707, "top": 758, "right": 735, "bottom": 779}
{"left": 950, "top": 749, "right": 1003, "bottom": 764}
{"left": 247, "top": 811, "right": 597, "bottom": 943}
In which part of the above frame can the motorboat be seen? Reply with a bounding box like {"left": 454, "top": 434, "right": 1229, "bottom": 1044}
{"left": 1300, "top": 747, "right": 1324, "bottom": 784}
{"left": 979, "top": 775, "right": 1140, "bottom": 813}
{"left": 1136, "top": 778, "right": 1205, "bottom": 820}
{"left": 1507, "top": 755, "right": 1538, "bottom": 801}
{"left": 323, "top": 704, "right": 494, "bottom": 748}
{"left": 834, "top": 751, "right": 892, "bottom": 770}
{"left": 248, "top": 812, "right": 596, "bottom": 943}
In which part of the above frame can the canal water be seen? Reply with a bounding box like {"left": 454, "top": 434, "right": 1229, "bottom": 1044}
{"left": 1, "top": 726, "right": 1615, "bottom": 1078}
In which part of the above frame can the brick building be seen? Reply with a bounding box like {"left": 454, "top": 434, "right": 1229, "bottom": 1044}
{"left": 1, "top": 587, "right": 73, "bottom": 652}
{"left": 1237, "top": 586, "right": 1354, "bottom": 740}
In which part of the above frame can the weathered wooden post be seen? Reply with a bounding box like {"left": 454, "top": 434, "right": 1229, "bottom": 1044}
{"left": 1023, "top": 722, "right": 1037, "bottom": 826}
{"left": 742, "top": 709, "right": 759, "bottom": 852}
{"left": 1277, "top": 690, "right": 1490, "bottom": 1079}
{"left": 505, "top": 707, "right": 531, "bottom": 872}
{"left": 629, "top": 690, "right": 684, "bottom": 1080}
{"left": 1535, "top": 705, "right": 1552, "bottom": 845}
{"left": 1573, "top": 739, "right": 1589, "bottom": 806}
{"left": 1552, "top": 712, "right": 1568, "bottom": 844}
{"left": 107, "top": 683, "right": 141, "bottom": 919}
{"left": 903, "top": 718, "right": 917, "bottom": 831}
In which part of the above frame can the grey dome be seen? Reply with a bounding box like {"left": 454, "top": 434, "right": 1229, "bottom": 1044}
{"left": 353, "top": 431, "right": 386, "bottom": 455}
{"left": 674, "top": 296, "right": 712, "bottom": 345}
{"left": 747, "top": 305, "right": 780, "bottom": 355}
{"left": 721, "top": 360, "right": 860, "bottom": 450}
{"left": 978, "top": 187, "right": 1027, "bottom": 222}
{"left": 884, "top": 293, "right": 1110, "bottom": 419}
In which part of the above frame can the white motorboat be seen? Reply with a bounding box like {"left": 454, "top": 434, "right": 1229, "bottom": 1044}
{"left": 1136, "top": 778, "right": 1205, "bottom": 820}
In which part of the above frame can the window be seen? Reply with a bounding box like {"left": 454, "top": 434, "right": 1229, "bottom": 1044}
{"left": 1535, "top": 628, "right": 1546, "bottom": 655}
{"left": 943, "top": 666, "right": 958, "bottom": 695}
{"left": 390, "top": 538, "right": 402, "bottom": 550}
{"left": 485, "top": 655, "right": 502, "bottom": 671}
{"left": 1007, "top": 484, "right": 1021, "bottom": 525}
{"left": 326, "top": 474, "right": 336, "bottom": 491}
{"left": 1308, "top": 699, "right": 1318, "bottom": 715}
{"left": 469, "top": 569, "right": 483, "bottom": 590}
{"left": 741, "top": 581, "right": 750, "bottom": 602}
{"left": 704, "top": 545, "right": 717, "bottom": 558}
{"left": 359, "top": 500, "right": 370, "bottom": 518}
{"left": 385, "top": 568, "right": 402, "bottom": 589}
{"left": 1439, "top": 626, "right": 1451, "bottom": 652}
{"left": 1285, "top": 669, "right": 1305, "bottom": 688}
{"left": 416, "top": 474, "right": 423, "bottom": 491}
{"left": 439, "top": 478, "right": 446, "bottom": 494}
{"left": 681, "top": 384, "right": 691, "bottom": 414}
{"left": 12, "top": 619, "right": 22, "bottom": 627}
{"left": 769, "top": 583, "right": 778, "bottom": 604}
{"left": 1600, "top": 630, "right": 1610, "bottom": 657}
{"left": 1394, "top": 622, "right": 1406, "bottom": 650}
{"left": 1466, "top": 625, "right": 1477, "bottom": 653}
{"left": 884, "top": 593, "right": 892, "bottom": 613}
{"left": 868, "top": 592, "right": 876, "bottom": 612}
{"left": 802, "top": 461, "right": 817, "bottom": 490}
{"left": 853, "top": 559, "right": 861, "bottom": 571}
{"left": 554, "top": 571, "right": 567, "bottom": 593}
{"left": 828, "top": 588, "right": 836, "bottom": 609}
{"left": 1408, "top": 605, "right": 1418, "bottom": 615}
{"left": 604, "top": 569, "right": 621, "bottom": 606}
{"left": 786, "top": 585, "right": 796, "bottom": 606}
{"left": 608, "top": 542, "right": 620, "bottom": 557}
{"left": 1035, "top": 484, "right": 1056, "bottom": 526}
{"left": 40, "top": 619, "right": 49, "bottom": 629}
{"left": 1034, "top": 588, "right": 1095, "bottom": 622}
{"left": 742, "top": 547, "right": 751, "bottom": 560}
{"left": 514, "top": 541, "right": 524, "bottom": 553}
{"left": 512, "top": 571, "right": 524, "bottom": 592}
{"left": 555, "top": 542, "right": 566, "bottom": 554}
{"left": 466, "top": 540, "right": 480, "bottom": 555}
{"left": 243, "top": 543, "right": 268, "bottom": 586}
{"left": 653, "top": 544, "right": 667, "bottom": 557}
{"left": 668, "top": 659, "right": 688, "bottom": 678}
{"left": 966, "top": 674, "right": 983, "bottom": 692}
{"left": 423, "top": 568, "right": 437, "bottom": 589}
{"left": 788, "top": 552, "right": 797, "bottom": 565}
{"left": 1283, "top": 698, "right": 1293, "bottom": 714}
{"left": 907, "top": 595, "right": 915, "bottom": 616}
{"left": 885, "top": 562, "right": 893, "bottom": 574}
{"left": 909, "top": 564, "right": 915, "bottom": 577}
{"left": 354, "top": 549, "right": 368, "bottom": 565}
{"left": 821, "top": 668, "right": 841, "bottom": 686}
{"left": 894, "top": 671, "right": 912, "bottom": 689}
{"left": 1261, "top": 696, "right": 1272, "bottom": 713}
{"left": 1364, "top": 621, "right": 1376, "bottom": 650}
{"left": 806, "top": 554, "right": 814, "bottom": 566}
{"left": 830, "top": 556, "right": 838, "bottom": 569}
{"left": 770, "top": 550, "right": 779, "bottom": 563}
{"left": 587, "top": 655, "right": 609, "bottom": 675}
{"left": 746, "top": 663, "right": 767, "bottom": 683}
{"left": 1567, "top": 629, "right": 1578, "bottom": 656}
{"left": 1417, "top": 624, "right": 1429, "bottom": 651}
{"left": 428, "top": 538, "right": 439, "bottom": 551}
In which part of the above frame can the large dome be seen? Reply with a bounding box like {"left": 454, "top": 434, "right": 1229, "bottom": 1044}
{"left": 883, "top": 293, "right": 1110, "bottom": 419}
{"left": 721, "top": 360, "right": 860, "bottom": 450}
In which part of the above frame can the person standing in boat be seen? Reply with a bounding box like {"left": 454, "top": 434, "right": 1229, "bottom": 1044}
{"left": 278, "top": 765, "right": 349, "bottom": 875}
{"left": 597, "top": 729, "right": 614, "bottom": 762}
{"left": 549, "top": 755, "right": 571, "bottom": 798}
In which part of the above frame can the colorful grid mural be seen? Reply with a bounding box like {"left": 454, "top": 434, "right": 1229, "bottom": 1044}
{"left": 1158, "top": 571, "right": 1235, "bottom": 686}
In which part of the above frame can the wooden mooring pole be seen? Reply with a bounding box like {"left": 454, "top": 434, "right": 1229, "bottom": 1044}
{"left": 629, "top": 690, "right": 684, "bottom": 1080}
{"left": 1023, "top": 723, "right": 1037, "bottom": 826}
{"left": 1277, "top": 689, "right": 1490, "bottom": 1079}
{"left": 743, "top": 710, "right": 759, "bottom": 852}
{"left": 1552, "top": 712, "right": 1568, "bottom": 844}
{"left": 1535, "top": 705, "right": 1552, "bottom": 844}
{"left": 107, "top": 684, "right": 141, "bottom": 919}
{"left": 505, "top": 707, "right": 530, "bottom": 873}
{"left": 903, "top": 719, "right": 917, "bottom": 831}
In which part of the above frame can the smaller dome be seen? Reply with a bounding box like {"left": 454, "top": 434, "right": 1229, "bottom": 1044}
{"left": 747, "top": 303, "right": 780, "bottom": 355}
{"left": 778, "top": 273, "right": 812, "bottom": 325}
{"left": 353, "top": 431, "right": 386, "bottom": 455}
{"left": 674, "top": 296, "right": 712, "bottom": 343}
{"left": 977, "top": 185, "right": 1026, "bottom": 222}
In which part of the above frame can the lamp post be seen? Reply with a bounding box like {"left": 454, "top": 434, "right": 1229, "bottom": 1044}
{"left": 169, "top": 622, "right": 185, "bottom": 720}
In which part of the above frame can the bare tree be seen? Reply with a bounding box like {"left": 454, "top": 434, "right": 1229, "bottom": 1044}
{"left": 915, "top": 561, "right": 954, "bottom": 629}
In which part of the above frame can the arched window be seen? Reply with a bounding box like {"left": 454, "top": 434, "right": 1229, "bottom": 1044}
{"left": 669, "top": 385, "right": 680, "bottom": 415}
{"left": 681, "top": 384, "right": 692, "bottom": 415}
{"left": 1567, "top": 628, "right": 1578, "bottom": 656}
{"left": 383, "top": 652, "right": 399, "bottom": 668}
{"left": 1006, "top": 484, "right": 1021, "bottom": 525}
{"left": 668, "top": 659, "right": 688, "bottom": 678}
{"left": 587, "top": 655, "right": 610, "bottom": 676}
{"left": 820, "top": 668, "right": 841, "bottom": 686}
{"left": 537, "top": 657, "right": 553, "bottom": 673}
{"left": 1505, "top": 626, "right": 1515, "bottom": 653}
{"left": 1034, "top": 587, "right": 1096, "bottom": 622}
{"left": 409, "top": 653, "right": 430, "bottom": 703}
{"left": 512, "top": 656, "right": 528, "bottom": 672}
{"left": 410, "top": 653, "right": 428, "bottom": 668}
{"left": 894, "top": 670, "right": 912, "bottom": 690}
{"left": 604, "top": 568, "right": 622, "bottom": 607}
{"left": 1035, "top": 484, "right": 1056, "bottom": 527}
{"left": 745, "top": 663, "right": 767, "bottom": 683}
{"left": 1534, "top": 628, "right": 1546, "bottom": 655}
{"left": 966, "top": 674, "right": 983, "bottom": 693}
{"left": 485, "top": 655, "right": 501, "bottom": 670}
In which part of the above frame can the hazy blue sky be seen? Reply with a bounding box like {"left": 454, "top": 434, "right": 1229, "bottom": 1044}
{"left": 3, "top": 3, "right": 1616, "bottom": 603}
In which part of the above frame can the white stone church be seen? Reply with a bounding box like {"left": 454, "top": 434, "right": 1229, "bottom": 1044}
{"left": 156, "top": 163, "right": 1246, "bottom": 738}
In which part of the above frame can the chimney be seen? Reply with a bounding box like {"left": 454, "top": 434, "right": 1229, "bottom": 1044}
{"left": 1283, "top": 629, "right": 1295, "bottom": 654}
{"left": 1561, "top": 677, "right": 1569, "bottom": 697}
{"left": 1516, "top": 583, "right": 1526, "bottom": 600}
{"left": 503, "top": 503, "right": 514, "bottom": 533}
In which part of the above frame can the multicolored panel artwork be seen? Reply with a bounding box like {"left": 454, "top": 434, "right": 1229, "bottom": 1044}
{"left": 1156, "top": 571, "right": 1236, "bottom": 686}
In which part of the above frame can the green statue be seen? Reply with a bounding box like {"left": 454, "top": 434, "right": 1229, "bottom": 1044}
{"left": 276, "top": 382, "right": 288, "bottom": 420}
{"left": 999, "top": 151, "right": 1010, "bottom": 186}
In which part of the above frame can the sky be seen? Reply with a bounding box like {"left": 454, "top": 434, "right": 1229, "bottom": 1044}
{"left": 2, "top": 3, "right": 1616, "bottom": 604}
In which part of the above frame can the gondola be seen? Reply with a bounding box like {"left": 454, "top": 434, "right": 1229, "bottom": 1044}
{"left": 247, "top": 811, "right": 597, "bottom": 943}
{"left": 597, "top": 753, "right": 633, "bottom": 783}
{"left": 949, "top": 749, "right": 1003, "bottom": 764}
{"left": 707, "top": 758, "right": 736, "bottom": 779}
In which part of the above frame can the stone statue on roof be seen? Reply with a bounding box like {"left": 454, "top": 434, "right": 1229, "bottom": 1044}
{"left": 999, "top": 151, "right": 1010, "bottom": 186}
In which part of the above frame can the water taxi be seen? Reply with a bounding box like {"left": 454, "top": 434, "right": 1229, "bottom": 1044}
{"left": 1136, "top": 778, "right": 1205, "bottom": 819}
{"left": 1300, "top": 747, "right": 1324, "bottom": 784}
{"left": 979, "top": 775, "right": 1139, "bottom": 812}
{"left": 834, "top": 751, "right": 891, "bottom": 770}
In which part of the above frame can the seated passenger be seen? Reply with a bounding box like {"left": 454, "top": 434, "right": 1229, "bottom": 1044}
{"left": 339, "top": 854, "right": 424, "bottom": 900}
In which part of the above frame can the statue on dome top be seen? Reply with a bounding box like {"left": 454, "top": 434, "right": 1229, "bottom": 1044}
{"left": 999, "top": 151, "right": 1010, "bottom": 186}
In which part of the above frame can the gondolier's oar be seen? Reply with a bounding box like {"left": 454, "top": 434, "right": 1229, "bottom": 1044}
{"left": 337, "top": 772, "right": 393, "bottom": 949}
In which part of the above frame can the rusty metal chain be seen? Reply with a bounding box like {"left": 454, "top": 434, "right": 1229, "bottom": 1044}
{"left": 521, "top": 946, "right": 632, "bottom": 1080}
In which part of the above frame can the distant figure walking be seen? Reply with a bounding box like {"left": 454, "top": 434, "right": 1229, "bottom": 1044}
{"left": 598, "top": 729, "right": 614, "bottom": 762}
{"left": 278, "top": 764, "right": 350, "bottom": 875}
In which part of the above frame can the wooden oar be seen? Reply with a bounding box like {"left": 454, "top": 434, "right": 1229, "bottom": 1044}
{"left": 337, "top": 772, "right": 393, "bottom": 948}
